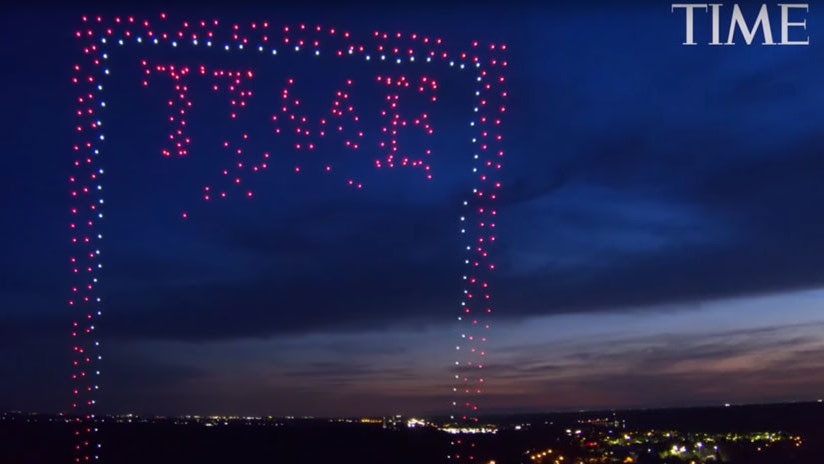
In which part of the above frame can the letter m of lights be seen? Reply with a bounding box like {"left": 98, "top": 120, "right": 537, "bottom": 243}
{"left": 70, "top": 13, "right": 506, "bottom": 463}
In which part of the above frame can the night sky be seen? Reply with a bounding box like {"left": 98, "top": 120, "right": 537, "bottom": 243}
{"left": 2, "top": 1, "right": 824, "bottom": 417}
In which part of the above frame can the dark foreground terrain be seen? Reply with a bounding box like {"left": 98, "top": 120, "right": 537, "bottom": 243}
{"left": 2, "top": 402, "right": 824, "bottom": 463}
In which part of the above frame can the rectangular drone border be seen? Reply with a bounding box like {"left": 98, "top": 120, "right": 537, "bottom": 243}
{"left": 70, "top": 13, "right": 506, "bottom": 463}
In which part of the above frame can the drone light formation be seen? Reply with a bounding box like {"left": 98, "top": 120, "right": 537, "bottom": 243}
{"left": 71, "top": 13, "right": 506, "bottom": 462}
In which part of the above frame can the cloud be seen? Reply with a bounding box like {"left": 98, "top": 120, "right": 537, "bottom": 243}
{"left": 81, "top": 126, "right": 824, "bottom": 343}
{"left": 474, "top": 321, "right": 824, "bottom": 411}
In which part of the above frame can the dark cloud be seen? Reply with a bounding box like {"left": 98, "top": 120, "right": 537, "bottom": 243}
{"left": 98, "top": 126, "right": 824, "bottom": 341}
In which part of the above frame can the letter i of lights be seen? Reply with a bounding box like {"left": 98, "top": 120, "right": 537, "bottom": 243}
{"left": 70, "top": 13, "right": 506, "bottom": 462}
